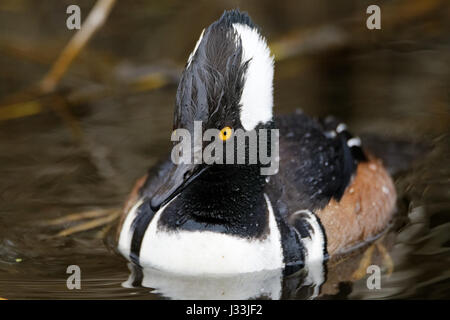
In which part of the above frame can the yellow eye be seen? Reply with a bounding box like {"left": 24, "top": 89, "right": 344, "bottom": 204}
{"left": 219, "top": 126, "right": 232, "bottom": 141}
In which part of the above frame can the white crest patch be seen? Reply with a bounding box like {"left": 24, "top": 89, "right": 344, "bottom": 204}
{"left": 233, "top": 23, "right": 274, "bottom": 131}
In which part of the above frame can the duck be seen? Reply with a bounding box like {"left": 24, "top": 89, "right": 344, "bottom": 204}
{"left": 116, "top": 9, "right": 396, "bottom": 277}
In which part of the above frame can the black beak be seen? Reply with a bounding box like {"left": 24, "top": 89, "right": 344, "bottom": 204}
{"left": 150, "top": 163, "right": 206, "bottom": 211}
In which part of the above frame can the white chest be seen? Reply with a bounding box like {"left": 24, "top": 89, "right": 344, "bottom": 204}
{"left": 118, "top": 194, "right": 284, "bottom": 275}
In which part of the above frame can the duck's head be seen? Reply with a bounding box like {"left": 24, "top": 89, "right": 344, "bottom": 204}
{"left": 175, "top": 9, "right": 274, "bottom": 133}
{"left": 151, "top": 10, "right": 275, "bottom": 211}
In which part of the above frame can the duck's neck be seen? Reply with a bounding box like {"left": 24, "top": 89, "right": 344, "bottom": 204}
{"left": 158, "top": 164, "right": 269, "bottom": 238}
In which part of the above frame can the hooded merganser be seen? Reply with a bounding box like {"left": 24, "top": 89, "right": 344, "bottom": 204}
{"left": 117, "top": 10, "right": 396, "bottom": 276}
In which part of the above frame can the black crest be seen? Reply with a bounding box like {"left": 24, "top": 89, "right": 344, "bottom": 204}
{"left": 174, "top": 10, "right": 258, "bottom": 132}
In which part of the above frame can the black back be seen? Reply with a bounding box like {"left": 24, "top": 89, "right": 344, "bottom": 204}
{"left": 269, "top": 111, "right": 366, "bottom": 217}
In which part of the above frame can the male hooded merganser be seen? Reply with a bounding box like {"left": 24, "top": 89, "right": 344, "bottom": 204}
{"left": 117, "top": 10, "right": 396, "bottom": 276}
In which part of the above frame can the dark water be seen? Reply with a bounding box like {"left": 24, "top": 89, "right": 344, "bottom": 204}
{"left": 0, "top": 0, "right": 449, "bottom": 299}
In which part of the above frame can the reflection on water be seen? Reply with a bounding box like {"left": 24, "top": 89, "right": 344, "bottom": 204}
{"left": 124, "top": 264, "right": 285, "bottom": 300}
{"left": 0, "top": 0, "right": 449, "bottom": 299}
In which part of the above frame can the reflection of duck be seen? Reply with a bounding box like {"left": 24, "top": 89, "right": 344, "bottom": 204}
{"left": 116, "top": 10, "right": 396, "bottom": 277}
{"left": 123, "top": 263, "right": 328, "bottom": 300}
{"left": 123, "top": 264, "right": 284, "bottom": 300}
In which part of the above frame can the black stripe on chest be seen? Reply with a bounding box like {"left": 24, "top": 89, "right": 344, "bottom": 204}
{"left": 129, "top": 199, "right": 156, "bottom": 265}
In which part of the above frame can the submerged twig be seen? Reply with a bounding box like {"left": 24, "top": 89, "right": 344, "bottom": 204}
{"left": 52, "top": 208, "right": 121, "bottom": 237}
{"left": 45, "top": 208, "right": 116, "bottom": 226}
{"left": 376, "top": 242, "right": 394, "bottom": 276}
{"left": 351, "top": 244, "right": 376, "bottom": 280}
{"left": 0, "top": 100, "right": 43, "bottom": 121}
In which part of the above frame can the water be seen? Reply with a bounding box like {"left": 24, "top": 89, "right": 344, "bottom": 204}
{"left": 0, "top": 0, "right": 448, "bottom": 299}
